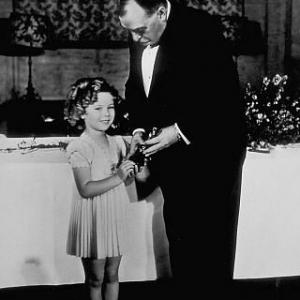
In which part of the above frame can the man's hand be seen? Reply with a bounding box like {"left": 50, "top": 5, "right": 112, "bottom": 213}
{"left": 143, "top": 125, "right": 178, "bottom": 157}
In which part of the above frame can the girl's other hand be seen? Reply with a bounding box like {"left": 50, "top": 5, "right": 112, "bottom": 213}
{"left": 127, "top": 132, "right": 145, "bottom": 159}
{"left": 135, "top": 165, "right": 150, "bottom": 182}
{"left": 116, "top": 160, "right": 136, "bottom": 181}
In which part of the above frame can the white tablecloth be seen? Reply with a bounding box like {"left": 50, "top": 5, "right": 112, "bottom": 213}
{"left": 2, "top": 137, "right": 300, "bottom": 288}
{"left": 234, "top": 145, "right": 300, "bottom": 279}
{"left": 0, "top": 138, "right": 171, "bottom": 288}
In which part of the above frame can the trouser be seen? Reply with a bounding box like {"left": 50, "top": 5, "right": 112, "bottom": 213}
{"left": 158, "top": 155, "right": 245, "bottom": 299}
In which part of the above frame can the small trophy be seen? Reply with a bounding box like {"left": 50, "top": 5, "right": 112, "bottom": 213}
{"left": 130, "top": 127, "right": 159, "bottom": 169}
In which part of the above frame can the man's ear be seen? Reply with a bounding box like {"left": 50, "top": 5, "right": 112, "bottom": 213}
{"left": 157, "top": 5, "right": 167, "bottom": 21}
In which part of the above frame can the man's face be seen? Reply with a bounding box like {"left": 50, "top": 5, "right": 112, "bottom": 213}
{"left": 119, "top": 0, "right": 167, "bottom": 47}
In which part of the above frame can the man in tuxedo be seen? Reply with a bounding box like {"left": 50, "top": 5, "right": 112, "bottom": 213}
{"left": 118, "top": 0, "right": 246, "bottom": 298}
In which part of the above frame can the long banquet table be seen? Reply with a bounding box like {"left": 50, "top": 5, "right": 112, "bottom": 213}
{"left": 1, "top": 137, "right": 300, "bottom": 288}
{"left": 234, "top": 144, "right": 300, "bottom": 279}
{"left": 0, "top": 137, "right": 171, "bottom": 288}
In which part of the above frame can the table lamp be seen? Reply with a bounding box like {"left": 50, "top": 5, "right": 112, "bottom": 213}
{"left": 10, "top": 12, "right": 49, "bottom": 102}
{"left": 8, "top": 12, "right": 51, "bottom": 136}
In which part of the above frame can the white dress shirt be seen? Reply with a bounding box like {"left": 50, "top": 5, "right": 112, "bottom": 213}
{"left": 141, "top": 45, "right": 159, "bottom": 97}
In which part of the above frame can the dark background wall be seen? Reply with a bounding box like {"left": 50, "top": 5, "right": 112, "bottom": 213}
{"left": 0, "top": 0, "right": 299, "bottom": 134}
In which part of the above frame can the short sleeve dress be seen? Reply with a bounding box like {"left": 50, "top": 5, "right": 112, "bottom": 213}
{"left": 66, "top": 132, "right": 130, "bottom": 259}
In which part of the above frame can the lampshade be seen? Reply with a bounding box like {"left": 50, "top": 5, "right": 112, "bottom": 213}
{"left": 10, "top": 12, "right": 49, "bottom": 51}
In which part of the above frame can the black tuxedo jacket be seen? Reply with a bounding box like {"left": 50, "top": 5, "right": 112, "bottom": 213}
{"left": 125, "top": 2, "right": 246, "bottom": 236}
{"left": 125, "top": 3, "right": 245, "bottom": 168}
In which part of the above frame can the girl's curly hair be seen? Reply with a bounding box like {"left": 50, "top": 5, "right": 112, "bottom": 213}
{"left": 64, "top": 77, "right": 124, "bottom": 132}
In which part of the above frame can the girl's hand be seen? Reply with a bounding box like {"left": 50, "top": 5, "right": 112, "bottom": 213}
{"left": 135, "top": 165, "right": 150, "bottom": 182}
{"left": 127, "top": 132, "right": 145, "bottom": 159}
{"left": 116, "top": 160, "right": 136, "bottom": 181}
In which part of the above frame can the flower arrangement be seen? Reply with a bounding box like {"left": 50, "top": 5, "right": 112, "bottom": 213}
{"left": 245, "top": 74, "right": 300, "bottom": 151}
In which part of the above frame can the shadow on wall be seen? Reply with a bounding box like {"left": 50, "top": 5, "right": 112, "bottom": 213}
{"left": 0, "top": 100, "right": 70, "bottom": 137}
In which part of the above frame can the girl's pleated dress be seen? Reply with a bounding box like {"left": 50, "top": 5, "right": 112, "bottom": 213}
{"left": 66, "top": 132, "right": 130, "bottom": 259}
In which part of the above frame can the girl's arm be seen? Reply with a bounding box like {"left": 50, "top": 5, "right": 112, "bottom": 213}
{"left": 73, "top": 160, "right": 136, "bottom": 198}
{"left": 121, "top": 135, "right": 150, "bottom": 182}
{"left": 121, "top": 135, "right": 134, "bottom": 158}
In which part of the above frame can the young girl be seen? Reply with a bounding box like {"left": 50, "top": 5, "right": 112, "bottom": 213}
{"left": 64, "top": 77, "right": 136, "bottom": 300}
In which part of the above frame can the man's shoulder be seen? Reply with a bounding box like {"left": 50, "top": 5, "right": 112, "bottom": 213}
{"left": 170, "top": 2, "right": 219, "bottom": 37}
{"left": 172, "top": 2, "right": 214, "bottom": 24}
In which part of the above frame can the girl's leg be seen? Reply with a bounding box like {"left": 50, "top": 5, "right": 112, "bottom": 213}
{"left": 103, "top": 256, "right": 122, "bottom": 300}
{"left": 82, "top": 258, "right": 106, "bottom": 300}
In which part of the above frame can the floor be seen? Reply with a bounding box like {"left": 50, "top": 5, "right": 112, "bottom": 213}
{"left": 1, "top": 279, "right": 300, "bottom": 300}
{"left": 0, "top": 281, "right": 163, "bottom": 300}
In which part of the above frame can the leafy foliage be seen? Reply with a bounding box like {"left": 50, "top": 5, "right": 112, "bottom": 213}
{"left": 245, "top": 74, "right": 300, "bottom": 150}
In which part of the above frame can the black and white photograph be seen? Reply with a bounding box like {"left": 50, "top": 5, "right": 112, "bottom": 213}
{"left": 0, "top": 0, "right": 300, "bottom": 299}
